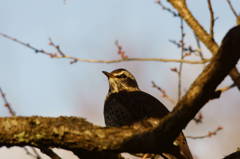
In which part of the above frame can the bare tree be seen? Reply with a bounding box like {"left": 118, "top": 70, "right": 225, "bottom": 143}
{"left": 0, "top": 0, "right": 240, "bottom": 159}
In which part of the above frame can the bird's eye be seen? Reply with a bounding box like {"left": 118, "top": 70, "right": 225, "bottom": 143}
{"left": 116, "top": 74, "right": 127, "bottom": 78}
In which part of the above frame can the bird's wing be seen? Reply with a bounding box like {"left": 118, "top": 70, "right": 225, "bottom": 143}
{"left": 104, "top": 96, "right": 134, "bottom": 127}
{"left": 104, "top": 91, "right": 169, "bottom": 126}
{"left": 120, "top": 91, "right": 170, "bottom": 119}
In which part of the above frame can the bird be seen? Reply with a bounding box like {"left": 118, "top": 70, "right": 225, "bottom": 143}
{"left": 103, "top": 68, "right": 193, "bottom": 159}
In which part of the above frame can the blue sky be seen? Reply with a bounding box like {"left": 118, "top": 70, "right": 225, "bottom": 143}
{"left": 0, "top": 0, "right": 239, "bottom": 158}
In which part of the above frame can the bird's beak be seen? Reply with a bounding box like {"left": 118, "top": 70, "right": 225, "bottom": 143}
{"left": 102, "top": 71, "right": 114, "bottom": 78}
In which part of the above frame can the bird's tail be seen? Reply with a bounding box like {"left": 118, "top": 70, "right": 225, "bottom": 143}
{"left": 161, "top": 132, "right": 193, "bottom": 159}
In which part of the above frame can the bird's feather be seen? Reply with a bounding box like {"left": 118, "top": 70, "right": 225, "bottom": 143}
{"left": 104, "top": 91, "right": 169, "bottom": 126}
{"left": 104, "top": 91, "right": 193, "bottom": 159}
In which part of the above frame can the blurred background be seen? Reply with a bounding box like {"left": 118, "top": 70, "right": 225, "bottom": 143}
{"left": 0, "top": 0, "right": 239, "bottom": 158}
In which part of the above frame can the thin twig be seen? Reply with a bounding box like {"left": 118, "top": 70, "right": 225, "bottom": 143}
{"left": 217, "top": 83, "right": 236, "bottom": 92}
{"left": 31, "top": 148, "right": 42, "bottom": 159}
{"left": 155, "top": 0, "right": 179, "bottom": 17}
{"left": 40, "top": 148, "right": 62, "bottom": 159}
{"left": 226, "top": 0, "right": 240, "bottom": 24}
{"left": 0, "top": 87, "right": 16, "bottom": 116}
{"left": 0, "top": 87, "right": 43, "bottom": 159}
{"left": 209, "top": 83, "right": 237, "bottom": 100}
{"left": 24, "top": 147, "right": 41, "bottom": 159}
{"left": 194, "top": 34, "right": 205, "bottom": 61}
{"left": 151, "top": 81, "right": 176, "bottom": 104}
{"left": 115, "top": 40, "right": 128, "bottom": 59}
{"left": 207, "top": 0, "right": 215, "bottom": 38}
{"left": 0, "top": 87, "right": 61, "bottom": 159}
{"left": 226, "top": 0, "right": 239, "bottom": 18}
{"left": 152, "top": 81, "right": 203, "bottom": 124}
{"left": 48, "top": 38, "right": 66, "bottom": 57}
{"left": 169, "top": 39, "right": 202, "bottom": 55}
{"left": 0, "top": 33, "right": 210, "bottom": 64}
{"left": 187, "top": 126, "right": 223, "bottom": 139}
{"left": 178, "top": 18, "right": 185, "bottom": 101}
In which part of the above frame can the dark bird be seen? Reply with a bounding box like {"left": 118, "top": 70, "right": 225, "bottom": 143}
{"left": 103, "top": 68, "right": 193, "bottom": 159}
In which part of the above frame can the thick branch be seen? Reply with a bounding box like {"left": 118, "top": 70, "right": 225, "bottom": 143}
{"left": 167, "top": 0, "right": 240, "bottom": 90}
{"left": 0, "top": 116, "right": 170, "bottom": 153}
{"left": 0, "top": 26, "right": 239, "bottom": 156}
{"left": 131, "top": 25, "right": 240, "bottom": 147}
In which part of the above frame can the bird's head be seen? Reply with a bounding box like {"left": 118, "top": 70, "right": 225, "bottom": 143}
{"left": 102, "top": 68, "right": 139, "bottom": 93}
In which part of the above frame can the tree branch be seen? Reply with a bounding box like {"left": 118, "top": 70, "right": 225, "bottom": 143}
{"left": 0, "top": 116, "right": 169, "bottom": 154}
{"left": 226, "top": 0, "right": 239, "bottom": 19}
{"left": 0, "top": 25, "right": 239, "bottom": 158}
{"left": 39, "top": 148, "right": 61, "bottom": 159}
{"left": 167, "top": 0, "right": 240, "bottom": 90}
{"left": 150, "top": 24, "right": 240, "bottom": 146}
{"left": 0, "top": 33, "right": 209, "bottom": 65}
{"left": 0, "top": 87, "right": 61, "bottom": 159}
{"left": 186, "top": 126, "right": 222, "bottom": 139}
{"left": 207, "top": 0, "right": 216, "bottom": 38}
